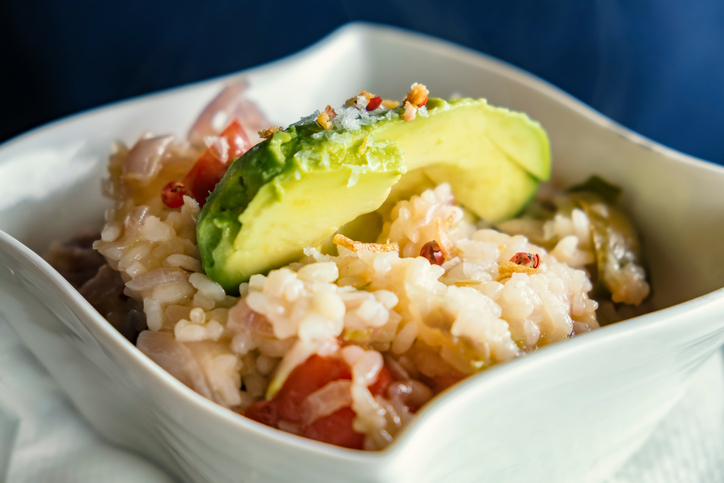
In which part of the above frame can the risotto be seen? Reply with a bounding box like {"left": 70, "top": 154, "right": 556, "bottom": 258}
{"left": 46, "top": 81, "right": 650, "bottom": 450}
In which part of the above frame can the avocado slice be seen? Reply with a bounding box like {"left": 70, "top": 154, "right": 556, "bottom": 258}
{"left": 197, "top": 98, "right": 550, "bottom": 292}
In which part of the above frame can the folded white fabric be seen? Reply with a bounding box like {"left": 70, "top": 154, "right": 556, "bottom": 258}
{"left": 1, "top": 315, "right": 722, "bottom": 483}
{"left": 605, "top": 348, "right": 724, "bottom": 483}
{"left": 0, "top": 320, "right": 173, "bottom": 483}
{"left": 0, "top": 396, "right": 19, "bottom": 482}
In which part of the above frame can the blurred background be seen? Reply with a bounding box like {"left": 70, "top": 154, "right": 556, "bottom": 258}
{"left": 1, "top": 0, "right": 723, "bottom": 164}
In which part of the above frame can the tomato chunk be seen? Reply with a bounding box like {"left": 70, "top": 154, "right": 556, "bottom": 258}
{"left": 368, "top": 364, "right": 395, "bottom": 396}
{"left": 162, "top": 119, "right": 250, "bottom": 208}
{"left": 304, "top": 407, "right": 362, "bottom": 448}
{"left": 243, "top": 354, "right": 398, "bottom": 449}
{"left": 275, "top": 355, "right": 352, "bottom": 422}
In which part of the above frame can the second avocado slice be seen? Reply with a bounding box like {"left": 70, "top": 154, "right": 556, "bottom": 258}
{"left": 198, "top": 98, "right": 550, "bottom": 292}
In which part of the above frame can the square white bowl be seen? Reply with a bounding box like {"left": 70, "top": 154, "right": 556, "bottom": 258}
{"left": 1, "top": 22, "right": 724, "bottom": 483}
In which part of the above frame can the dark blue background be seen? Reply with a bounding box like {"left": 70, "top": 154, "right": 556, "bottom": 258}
{"left": 2, "top": 0, "right": 723, "bottom": 164}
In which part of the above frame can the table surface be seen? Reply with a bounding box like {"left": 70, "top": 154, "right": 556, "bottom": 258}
{"left": 1, "top": 317, "right": 723, "bottom": 483}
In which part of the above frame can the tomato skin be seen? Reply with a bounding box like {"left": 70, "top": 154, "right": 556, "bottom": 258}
{"left": 243, "top": 398, "right": 278, "bottom": 428}
{"left": 243, "top": 355, "right": 398, "bottom": 449}
{"left": 161, "top": 119, "right": 250, "bottom": 208}
{"left": 303, "top": 407, "right": 363, "bottom": 449}
{"left": 275, "top": 355, "right": 352, "bottom": 422}
{"left": 368, "top": 364, "right": 394, "bottom": 396}
{"left": 185, "top": 119, "right": 250, "bottom": 206}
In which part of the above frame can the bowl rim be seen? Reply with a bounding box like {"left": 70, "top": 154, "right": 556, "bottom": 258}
{"left": 2, "top": 20, "right": 724, "bottom": 464}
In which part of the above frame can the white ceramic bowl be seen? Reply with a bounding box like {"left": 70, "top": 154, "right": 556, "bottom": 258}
{"left": 2, "top": 22, "right": 724, "bottom": 483}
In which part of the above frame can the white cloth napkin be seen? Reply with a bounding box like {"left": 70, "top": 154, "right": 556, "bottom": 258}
{"left": 1, "top": 315, "right": 723, "bottom": 483}
{"left": 605, "top": 347, "right": 724, "bottom": 483}
{"left": 0, "top": 320, "right": 173, "bottom": 483}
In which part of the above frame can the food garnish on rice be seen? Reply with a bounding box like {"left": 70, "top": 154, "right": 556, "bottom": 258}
{"left": 47, "top": 81, "right": 650, "bottom": 450}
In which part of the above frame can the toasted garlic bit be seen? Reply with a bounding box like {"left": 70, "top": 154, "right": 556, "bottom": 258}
{"left": 404, "top": 83, "right": 429, "bottom": 108}
{"left": 433, "top": 217, "right": 454, "bottom": 259}
{"left": 454, "top": 279, "right": 483, "bottom": 287}
{"left": 324, "top": 105, "right": 337, "bottom": 121}
{"left": 317, "top": 112, "right": 333, "bottom": 130}
{"left": 358, "top": 136, "right": 369, "bottom": 155}
{"left": 258, "top": 126, "right": 282, "bottom": 139}
{"left": 402, "top": 101, "right": 417, "bottom": 122}
{"left": 381, "top": 99, "right": 400, "bottom": 109}
{"left": 333, "top": 234, "right": 399, "bottom": 254}
{"left": 497, "top": 261, "right": 538, "bottom": 282}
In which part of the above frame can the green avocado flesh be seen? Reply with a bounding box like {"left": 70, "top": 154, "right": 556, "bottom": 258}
{"left": 197, "top": 98, "right": 551, "bottom": 292}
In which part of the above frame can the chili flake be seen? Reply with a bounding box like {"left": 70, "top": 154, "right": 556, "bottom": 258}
{"left": 420, "top": 240, "right": 445, "bottom": 266}
{"left": 161, "top": 181, "right": 189, "bottom": 208}
{"left": 510, "top": 252, "right": 540, "bottom": 269}
{"left": 366, "top": 96, "right": 382, "bottom": 111}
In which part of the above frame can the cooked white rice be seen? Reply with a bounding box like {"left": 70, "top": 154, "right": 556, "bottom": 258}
{"left": 79, "top": 81, "right": 651, "bottom": 449}
{"left": 87, "top": 124, "right": 655, "bottom": 450}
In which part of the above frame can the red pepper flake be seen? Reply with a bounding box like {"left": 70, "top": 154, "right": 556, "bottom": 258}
{"left": 509, "top": 252, "right": 540, "bottom": 269}
{"left": 366, "top": 96, "right": 382, "bottom": 111}
{"left": 419, "top": 95, "right": 428, "bottom": 107}
{"left": 421, "top": 241, "right": 445, "bottom": 266}
{"left": 161, "top": 181, "right": 189, "bottom": 208}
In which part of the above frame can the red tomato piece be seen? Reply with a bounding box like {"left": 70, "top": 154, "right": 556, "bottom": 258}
{"left": 183, "top": 119, "right": 250, "bottom": 206}
{"left": 274, "top": 355, "right": 352, "bottom": 422}
{"left": 243, "top": 355, "right": 401, "bottom": 449}
{"left": 303, "top": 407, "right": 364, "bottom": 449}
{"left": 242, "top": 398, "right": 278, "bottom": 428}
{"left": 368, "top": 364, "right": 394, "bottom": 397}
{"left": 161, "top": 119, "right": 250, "bottom": 208}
